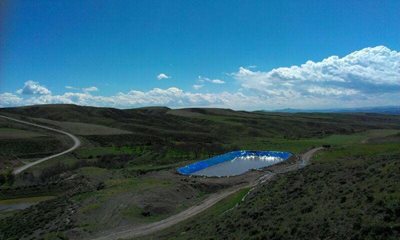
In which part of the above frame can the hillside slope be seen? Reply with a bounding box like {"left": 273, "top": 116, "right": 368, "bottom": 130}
{"left": 146, "top": 135, "right": 400, "bottom": 240}
{"left": 0, "top": 104, "right": 399, "bottom": 239}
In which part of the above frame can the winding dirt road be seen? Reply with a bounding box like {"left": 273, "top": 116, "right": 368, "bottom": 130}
{"left": 0, "top": 115, "right": 81, "bottom": 174}
{"left": 92, "top": 147, "right": 323, "bottom": 240}
{"left": 300, "top": 147, "right": 324, "bottom": 167}
{"left": 92, "top": 185, "right": 249, "bottom": 240}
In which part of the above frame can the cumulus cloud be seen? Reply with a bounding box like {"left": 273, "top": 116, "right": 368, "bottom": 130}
{"left": 16, "top": 80, "right": 51, "bottom": 95}
{"left": 2, "top": 46, "right": 399, "bottom": 110}
{"left": 233, "top": 46, "right": 400, "bottom": 99}
{"left": 0, "top": 93, "right": 23, "bottom": 107}
{"left": 1, "top": 86, "right": 261, "bottom": 109}
{"left": 198, "top": 76, "right": 225, "bottom": 84}
{"left": 1, "top": 80, "right": 264, "bottom": 109}
{"left": 157, "top": 73, "right": 170, "bottom": 80}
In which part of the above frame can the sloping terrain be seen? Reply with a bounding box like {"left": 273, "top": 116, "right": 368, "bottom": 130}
{"left": 0, "top": 104, "right": 399, "bottom": 239}
{"left": 145, "top": 133, "right": 400, "bottom": 240}
{"left": 0, "top": 117, "right": 70, "bottom": 171}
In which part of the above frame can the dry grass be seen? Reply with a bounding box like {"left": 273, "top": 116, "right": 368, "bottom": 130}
{"left": 0, "top": 128, "right": 46, "bottom": 139}
{"left": 32, "top": 118, "right": 132, "bottom": 135}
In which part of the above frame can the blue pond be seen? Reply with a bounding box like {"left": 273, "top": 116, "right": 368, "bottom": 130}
{"left": 177, "top": 151, "right": 292, "bottom": 177}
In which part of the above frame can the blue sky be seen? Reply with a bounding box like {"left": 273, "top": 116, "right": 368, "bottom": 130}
{"left": 1, "top": 0, "right": 399, "bottom": 109}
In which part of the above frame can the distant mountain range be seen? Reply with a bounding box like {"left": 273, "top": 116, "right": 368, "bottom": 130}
{"left": 268, "top": 106, "right": 400, "bottom": 115}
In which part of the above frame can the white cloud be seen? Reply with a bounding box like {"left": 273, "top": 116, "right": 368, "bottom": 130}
{"left": 82, "top": 86, "right": 98, "bottom": 92}
{"left": 210, "top": 79, "right": 225, "bottom": 84}
{"left": 0, "top": 93, "right": 23, "bottom": 107}
{"left": 193, "top": 84, "right": 204, "bottom": 90}
{"left": 307, "top": 86, "right": 359, "bottom": 96}
{"left": 2, "top": 46, "right": 399, "bottom": 110}
{"left": 157, "top": 73, "right": 170, "bottom": 80}
{"left": 233, "top": 46, "right": 400, "bottom": 99}
{"left": 198, "top": 76, "right": 225, "bottom": 84}
{"left": 16, "top": 80, "right": 51, "bottom": 95}
{"left": 106, "top": 88, "right": 261, "bottom": 109}
{"left": 1, "top": 84, "right": 262, "bottom": 109}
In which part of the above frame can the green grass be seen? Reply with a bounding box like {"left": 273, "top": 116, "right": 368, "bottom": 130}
{"left": 43, "top": 232, "right": 68, "bottom": 240}
{"left": 0, "top": 211, "right": 16, "bottom": 220}
{"left": 121, "top": 204, "right": 144, "bottom": 218}
{"left": 124, "top": 162, "right": 181, "bottom": 171}
{"left": 0, "top": 195, "right": 55, "bottom": 205}
{"left": 140, "top": 187, "right": 251, "bottom": 240}
{"left": 76, "top": 146, "right": 144, "bottom": 158}
{"left": 80, "top": 203, "right": 101, "bottom": 214}
{"left": 0, "top": 127, "right": 45, "bottom": 139}
{"left": 1, "top": 105, "right": 400, "bottom": 239}
{"left": 25, "top": 155, "right": 82, "bottom": 177}
{"left": 70, "top": 171, "right": 189, "bottom": 234}
{"left": 153, "top": 136, "right": 400, "bottom": 240}
{"left": 72, "top": 169, "right": 173, "bottom": 203}
{"left": 122, "top": 204, "right": 171, "bottom": 223}
{"left": 234, "top": 129, "right": 400, "bottom": 154}
{"left": 77, "top": 166, "right": 110, "bottom": 177}
{"left": 205, "top": 187, "right": 251, "bottom": 216}
{"left": 315, "top": 142, "right": 400, "bottom": 162}
{"left": 104, "top": 177, "right": 172, "bottom": 193}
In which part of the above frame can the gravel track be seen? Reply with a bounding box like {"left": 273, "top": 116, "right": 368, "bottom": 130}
{"left": 0, "top": 115, "right": 81, "bottom": 174}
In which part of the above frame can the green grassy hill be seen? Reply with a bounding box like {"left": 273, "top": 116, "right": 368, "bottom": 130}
{"left": 2, "top": 104, "right": 399, "bottom": 167}
{"left": 0, "top": 104, "right": 399, "bottom": 239}
{"left": 144, "top": 133, "right": 400, "bottom": 240}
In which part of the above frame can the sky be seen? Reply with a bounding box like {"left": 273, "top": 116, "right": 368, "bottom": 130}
{"left": 0, "top": 0, "right": 399, "bottom": 110}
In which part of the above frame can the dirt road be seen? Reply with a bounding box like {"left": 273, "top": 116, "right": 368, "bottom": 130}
{"left": 0, "top": 115, "right": 81, "bottom": 174}
{"left": 300, "top": 147, "right": 324, "bottom": 167}
{"left": 91, "top": 147, "right": 323, "bottom": 240}
{"left": 92, "top": 184, "right": 249, "bottom": 240}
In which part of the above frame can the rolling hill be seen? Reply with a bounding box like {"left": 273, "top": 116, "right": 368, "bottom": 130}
{"left": 0, "top": 104, "right": 399, "bottom": 239}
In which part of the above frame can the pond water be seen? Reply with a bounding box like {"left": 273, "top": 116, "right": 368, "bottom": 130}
{"left": 177, "top": 150, "right": 292, "bottom": 177}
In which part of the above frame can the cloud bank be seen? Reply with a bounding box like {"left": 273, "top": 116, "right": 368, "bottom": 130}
{"left": 233, "top": 46, "right": 400, "bottom": 98}
{"left": 1, "top": 86, "right": 260, "bottom": 109}
{"left": 1, "top": 46, "right": 399, "bottom": 110}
